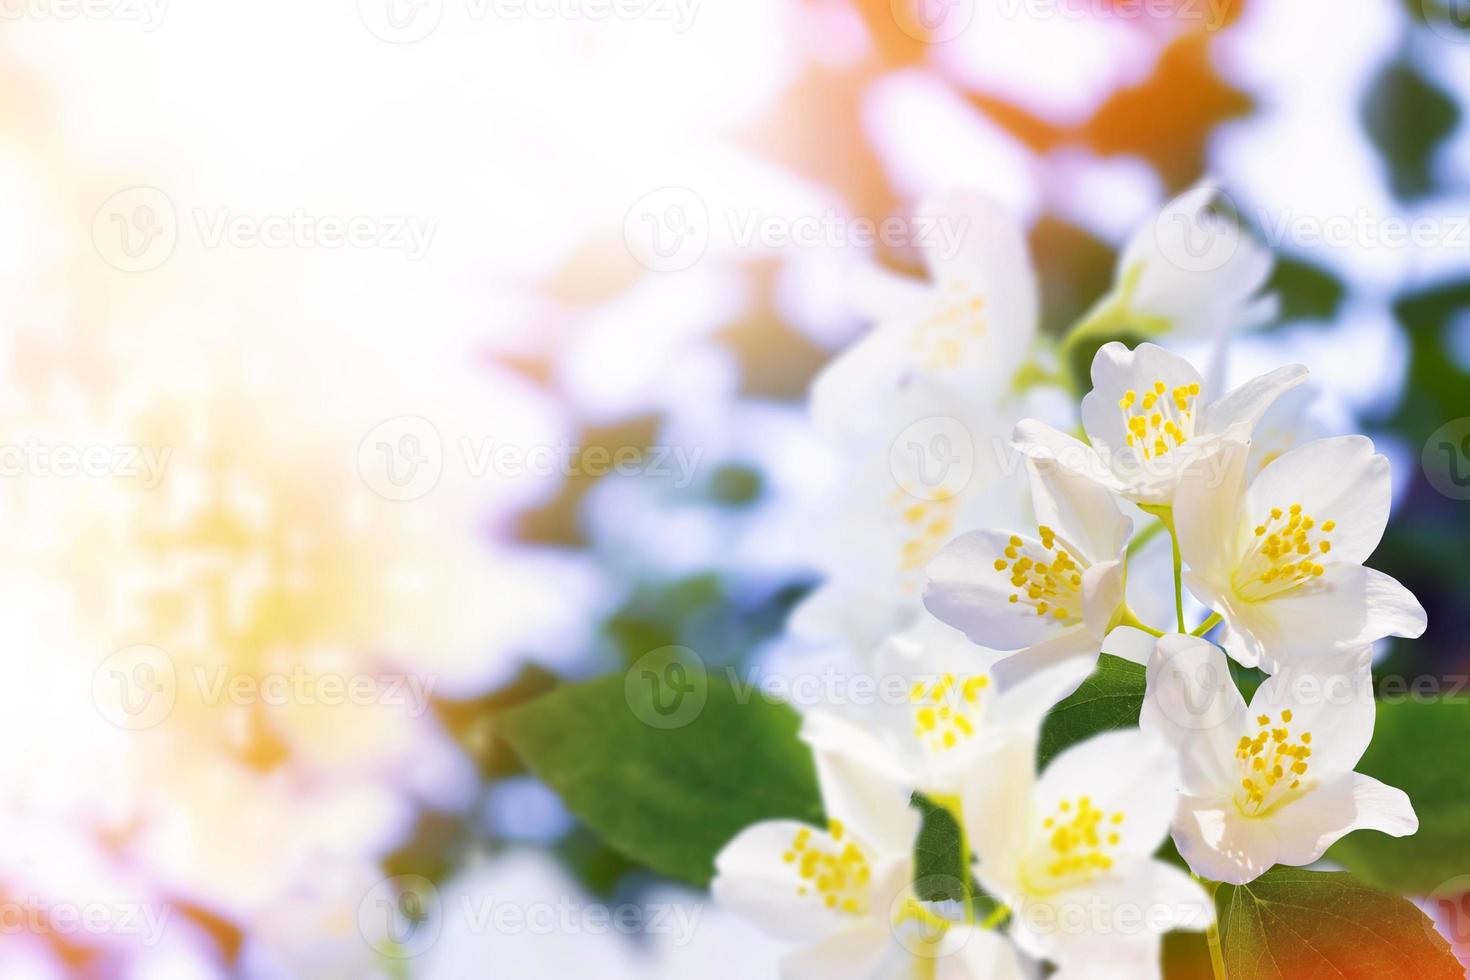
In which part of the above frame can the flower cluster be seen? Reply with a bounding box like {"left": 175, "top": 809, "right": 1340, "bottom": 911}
{"left": 711, "top": 187, "right": 1425, "bottom": 979}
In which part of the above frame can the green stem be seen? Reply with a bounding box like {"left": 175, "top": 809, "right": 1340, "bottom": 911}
{"left": 1118, "top": 606, "right": 1164, "bottom": 638}
{"left": 1140, "top": 506, "right": 1186, "bottom": 634}
{"left": 979, "top": 904, "right": 1011, "bottom": 930}
{"left": 1203, "top": 879, "right": 1227, "bottom": 979}
{"left": 1192, "top": 612, "right": 1222, "bottom": 637}
{"left": 1125, "top": 518, "right": 1166, "bottom": 558}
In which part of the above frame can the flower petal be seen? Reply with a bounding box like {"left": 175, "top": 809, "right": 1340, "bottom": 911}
{"left": 924, "top": 530, "right": 1068, "bottom": 651}
{"left": 778, "top": 919, "right": 892, "bottom": 980}
{"left": 1081, "top": 559, "right": 1127, "bottom": 641}
{"left": 962, "top": 734, "right": 1037, "bottom": 901}
{"left": 989, "top": 628, "right": 1100, "bottom": 690}
{"left": 1173, "top": 436, "right": 1250, "bottom": 580}
{"left": 1100, "top": 625, "right": 1158, "bottom": 667}
{"left": 1243, "top": 435, "right": 1390, "bottom": 566}
{"left": 1036, "top": 729, "right": 1179, "bottom": 860}
{"left": 1268, "top": 771, "right": 1418, "bottom": 868}
{"left": 933, "top": 924, "right": 1029, "bottom": 980}
{"left": 810, "top": 738, "right": 921, "bottom": 860}
{"left": 1357, "top": 567, "right": 1428, "bottom": 644}
{"left": 1079, "top": 342, "right": 1203, "bottom": 461}
{"left": 712, "top": 820, "right": 854, "bottom": 941}
{"left": 1169, "top": 794, "right": 1279, "bottom": 885}
{"left": 919, "top": 189, "right": 1038, "bottom": 360}
{"left": 1140, "top": 634, "right": 1246, "bottom": 798}
{"left": 809, "top": 320, "right": 914, "bottom": 438}
{"left": 1249, "top": 646, "right": 1376, "bottom": 775}
{"left": 1199, "top": 364, "right": 1308, "bottom": 440}
{"left": 1011, "top": 419, "right": 1121, "bottom": 493}
{"left": 1026, "top": 456, "right": 1132, "bottom": 565}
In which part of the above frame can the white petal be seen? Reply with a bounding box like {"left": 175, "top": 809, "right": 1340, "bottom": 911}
{"left": 1011, "top": 419, "right": 1121, "bottom": 493}
{"left": 1215, "top": 564, "right": 1418, "bottom": 674}
{"left": 1139, "top": 634, "right": 1246, "bottom": 798}
{"left": 1169, "top": 795, "right": 1278, "bottom": 885}
{"left": 1079, "top": 342, "right": 1203, "bottom": 460}
{"left": 811, "top": 741, "right": 921, "bottom": 861}
{"left": 779, "top": 919, "right": 891, "bottom": 980}
{"left": 1269, "top": 771, "right": 1418, "bottom": 868}
{"left": 989, "top": 628, "right": 1100, "bottom": 690}
{"left": 1199, "top": 364, "right": 1308, "bottom": 440}
{"left": 1173, "top": 436, "right": 1250, "bottom": 581}
{"left": 1036, "top": 729, "right": 1179, "bottom": 860}
{"left": 1244, "top": 435, "right": 1390, "bottom": 566}
{"left": 1049, "top": 939, "right": 1163, "bottom": 980}
{"left": 712, "top": 820, "right": 853, "bottom": 941}
{"left": 1011, "top": 860, "right": 1209, "bottom": 967}
{"left": 989, "top": 656, "right": 1096, "bottom": 739}
{"left": 809, "top": 322, "right": 914, "bottom": 438}
{"left": 925, "top": 530, "right": 1068, "bottom": 651}
{"left": 1081, "top": 559, "right": 1127, "bottom": 641}
{"left": 1100, "top": 625, "right": 1158, "bottom": 667}
{"left": 849, "top": 263, "right": 932, "bottom": 322}
{"left": 962, "top": 734, "right": 1037, "bottom": 901}
{"left": 1026, "top": 456, "right": 1132, "bottom": 565}
{"left": 1249, "top": 647, "right": 1376, "bottom": 775}
{"left": 1357, "top": 567, "right": 1428, "bottom": 644}
{"left": 933, "top": 925, "right": 1029, "bottom": 980}
{"left": 919, "top": 189, "right": 1038, "bottom": 361}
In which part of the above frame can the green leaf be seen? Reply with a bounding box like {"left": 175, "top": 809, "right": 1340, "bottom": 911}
{"left": 1329, "top": 696, "right": 1470, "bottom": 894}
{"left": 911, "top": 793, "right": 967, "bottom": 903}
{"left": 1037, "top": 654, "right": 1146, "bottom": 770}
{"left": 1216, "top": 868, "right": 1462, "bottom": 979}
{"left": 498, "top": 655, "right": 823, "bottom": 887}
{"left": 910, "top": 793, "right": 1002, "bottom": 922}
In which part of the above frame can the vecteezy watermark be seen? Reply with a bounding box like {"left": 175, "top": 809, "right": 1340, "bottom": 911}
{"left": 0, "top": 438, "right": 171, "bottom": 488}
{"left": 1015, "top": 894, "right": 1212, "bottom": 939}
{"left": 91, "top": 186, "right": 437, "bottom": 271}
{"left": 357, "top": 415, "right": 706, "bottom": 503}
{"left": 91, "top": 645, "right": 438, "bottom": 730}
{"left": 623, "top": 187, "right": 972, "bottom": 273}
{"left": 0, "top": 0, "right": 167, "bottom": 29}
{"left": 357, "top": 874, "right": 704, "bottom": 957}
{"left": 1421, "top": 0, "right": 1470, "bottom": 44}
{"left": 890, "top": 416, "right": 977, "bottom": 503}
{"left": 624, "top": 646, "right": 709, "bottom": 730}
{"left": 1424, "top": 875, "right": 1470, "bottom": 948}
{"left": 92, "top": 644, "right": 178, "bottom": 730}
{"left": 356, "top": 0, "right": 699, "bottom": 43}
{"left": 1423, "top": 418, "right": 1470, "bottom": 501}
{"left": 890, "top": 0, "right": 975, "bottom": 43}
{"left": 0, "top": 898, "right": 172, "bottom": 946}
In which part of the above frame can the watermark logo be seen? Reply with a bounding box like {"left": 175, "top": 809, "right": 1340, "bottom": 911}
{"left": 358, "top": 416, "right": 445, "bottom": 502}
{"left": 624, "top": 646, "right": 708, "bottom": 729}
{"left": 357, "top": 0, "right": 444, "bottom": 42}
{"left": 1426, "top": 875, "right": 1470, "bottom": 948}
{"left": 890, "top": 416, "right": 975, "bottom": 502}
{"left": 891, "top": 0, "right": 975, "bottom": 43}
{"left": 359, "top": 874, "right": 443, "bottom": 958}
{"left": 624, "top": 187, "right": 709, "bottom": 273}
{"left": 1423, "top": 418, "right": 1470, "bottom": 501}
{"left": 1422, "top": 0, "right": 1470, "bottom": 43}
{"left": 93, "top": 186, "right": 177, "bottom": 273}
{"left": 0, "top": 0, "right": 168, "bottom": 29}
{"left": 1152, "top": 187, "right": 1241, "bottom": 275}
{"left": 92, "top": 644, "right": 177, "bottom": 730}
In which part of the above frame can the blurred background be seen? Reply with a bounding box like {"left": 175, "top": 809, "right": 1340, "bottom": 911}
{"left": 1, "top": 0, "right": 1469, "bottom": 975}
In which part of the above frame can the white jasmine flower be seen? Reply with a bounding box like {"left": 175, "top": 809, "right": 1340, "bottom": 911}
{"left": 962, "top": 730, "right": 1213, "bottom": 973}
{"left": 1174, "top": 435, "right": 1427, "bottom": 672}
{"left": 1140, "top": 634, "right": 1417, "bottom": 885}
{"left": 924, "top": 456, "right": 1132, "bottom": 685}
{"left": 712, "top": 739, "right": 1026, "bottom": 979}
{"left": 1080, "top": 183, "right": 1278, "bottom": 343}
{"left": 800, "top": 616, "right": 1094, "bottom": 799}
{"left": 811, "top": 189, "right": 1037, "bottom": 440}
{"left": 1014, "top": 342, "right": 1306, "bottom": 506}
